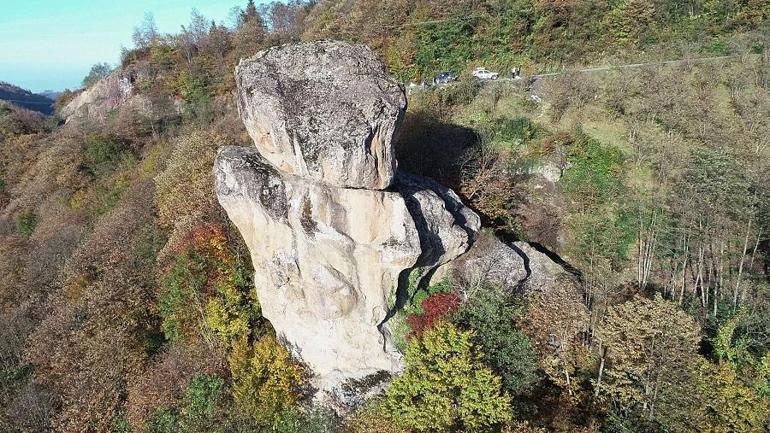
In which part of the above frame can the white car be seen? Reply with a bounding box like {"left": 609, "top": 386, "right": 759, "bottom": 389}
{"left": 472, "top": 67, "right": 499, "bottom": 80}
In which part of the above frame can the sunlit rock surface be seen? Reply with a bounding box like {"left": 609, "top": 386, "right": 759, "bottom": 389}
{"left": 235, "top": 41, "right": 406, "bottom": 190}
{"left": 217, "top": 41, "right": 480, "bottom": 394}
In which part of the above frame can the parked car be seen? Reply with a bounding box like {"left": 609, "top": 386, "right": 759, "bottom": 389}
{"left": 406, "top": 80, "right": 430, "bottom": 94}
{"left": 433, "top": 71, "right": 458, "bottom": 84}
{"left": 472, "top": 67, "right": 499, "bottom": 80}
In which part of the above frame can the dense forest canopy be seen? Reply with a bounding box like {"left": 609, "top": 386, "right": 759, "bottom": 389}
{"left": 1, "top": 1, "right": 770, "bottom": 432}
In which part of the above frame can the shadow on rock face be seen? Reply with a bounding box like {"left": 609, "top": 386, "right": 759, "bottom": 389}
{"left": 395, "top": 110, "right": 481, "bottom": 191}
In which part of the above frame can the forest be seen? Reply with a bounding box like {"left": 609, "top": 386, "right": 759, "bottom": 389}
{"left": 1, "top": 1, "right": 770, "bottom": 432}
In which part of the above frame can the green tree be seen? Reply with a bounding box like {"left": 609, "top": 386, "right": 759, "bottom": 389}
{"left": 241, "top": 0, "right": 261, "bottom": 24}
{"left": 385, "top": 322, "right": 512, "bottom": 432}
{"left": 234, "top": 0, "right": 267, "bottom": 58}
{"left": 82, "top": 62, "right": 113, "bottom": 88}
{"left": 452, "top": 288, "right": 539, "bottom": 395}
{"left": 179, "top": 374, "right": 224, "bottom": 433}
{"left": 696, "top": 361, "right": 770, "bottom": 433}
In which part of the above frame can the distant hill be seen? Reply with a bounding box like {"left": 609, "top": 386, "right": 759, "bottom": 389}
{"left": 39, "top": 90, "right": 62, "bottom": 101}
{"left": 0, "top": 81, "right": 55, "bottom": 115}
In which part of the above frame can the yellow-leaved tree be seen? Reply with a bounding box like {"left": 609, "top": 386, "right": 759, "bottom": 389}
{"left": 595, "top": 294, "right": 702, "bottom": 431}
{"left": 228, "top": 333, "right": 305, "bottom": 426}
{"left": 385, "top": 322, "right": 512, "bottom": 432}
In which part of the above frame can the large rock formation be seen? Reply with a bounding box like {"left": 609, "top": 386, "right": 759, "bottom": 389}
{"left": 215, "top": 41, "right": 479, "bottom": 393}
{"left": 216, "top": 146, "right": 418, "bottom": 388}
{"left": 235, "top": 41, "right": 406, "bottom": 190}
{"left": 60, "top": 65, "right": 150, "bottom": 123}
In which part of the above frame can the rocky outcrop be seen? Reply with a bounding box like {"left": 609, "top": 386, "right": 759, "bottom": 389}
{"left": 447, "top": 233, "right": 568, "bottom": 293}
{"left": 60, "top": 65, "right": 149, "bottom": 123}
{"left": 216, "top": 146, "right": 417, "bottom": 389}
{"left": 235, "top": 41, "right": 406, "bottom": 190}
{"left": 216, "top": 41, "right": 479, "bottom": 393}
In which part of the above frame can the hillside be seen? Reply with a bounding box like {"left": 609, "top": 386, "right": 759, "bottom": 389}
{"left": 0, "top": 81, "right": 55, "bottom": 115}
{"left": 1, "top": 1, "right": 770, "bottom": 433}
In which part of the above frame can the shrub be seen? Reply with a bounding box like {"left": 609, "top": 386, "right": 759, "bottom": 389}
{"left": 54, "top": 89, "right": 80, "bottom": 113}
{"left": 136, "top": 374, "right": 225, "bottom": 433}
{"left": 154, "top": 131, "right": 223, "bottom": 234}
{"left": 146, "top": 409, "right": 177, "bottom": 433}
{"left": 23, "top": 185, "right": 157, "bottom": 432}
{"left": 82, "top": 134, "right": 131, "bottom": 176}
{"left": 344, "top": 399, "right": 406, "bottom": 433}
{"left": 158, "top": 250, "right": 210, "bottom": 342}
{"left": 178, "top": 374, "right": 225, "bottom": 433}
{"left": 560, "top": 131, "right": 626, "bottom": 207}
{"left": 272, "top": 407, "right": 339, "bottom": 433}
{"left": 385, "top": 322, "right": 512, "bottom": 432}
{"left": 493, "top": 117, "right": 543, "bottom": 147}
{"left": 388, "top": 275, "right": 452, "bottom": 350}
{"left": 15, "top": 210, "right": 37, "bottom": 238}
{"left": 112, "top": 410, "right": 131, "bottom": 433}
{"left": 125, "top": 343, "right": 224, "bottom": 430}
{"left": 406, "top": 292, "right": 460, "bottom": 338}
{"left": 158, "top": 225, "right": 257, "bottom": 344}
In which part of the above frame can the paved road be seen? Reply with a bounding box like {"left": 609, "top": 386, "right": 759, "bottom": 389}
{"left": 407, "top": 54, "right": 740, "bottom": 93}
{"left": 529, "top": 54, "right": 737, "bottom": 79}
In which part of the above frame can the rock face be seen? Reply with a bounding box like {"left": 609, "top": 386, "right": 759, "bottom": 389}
{"left": 448, "top": 233, "right": 567, "bottom": 293}
{"left": 395, "top": 172, "right": 480, "bottom": 269}
{"left": 60, "top": 65, "right": 149, "bottom": 123}
{"left": 235, "top": 41, "right": 406, "bottom": 190}
{"left": 216, "top": 41, "right": 479, "bottom": 393}
{"left": 216, "top": 146, "right": 417, "bottom": 388}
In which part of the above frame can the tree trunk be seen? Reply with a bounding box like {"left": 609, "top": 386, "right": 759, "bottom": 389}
{"left": 734, "top": 219, "right": 752, "bottom": 307}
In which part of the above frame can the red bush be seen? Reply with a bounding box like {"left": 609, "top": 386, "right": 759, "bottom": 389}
{"left": 406, "top": 292, "right": 460, "bottom": 339}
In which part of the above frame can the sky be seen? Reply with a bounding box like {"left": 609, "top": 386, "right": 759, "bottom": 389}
{"left": 0, "top": 0, "right": 249, "bottom": 93}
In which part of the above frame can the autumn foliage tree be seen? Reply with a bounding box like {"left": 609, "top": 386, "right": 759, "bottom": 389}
{"left": 406, "top": 292, "right": 460, "bottom": 338}
{"left": 228, "top": 333, "right": 305, "bottom": 426}
{"left": 595, "top": 295, "right": 702, "bottom": 430}
{"left": 385, "top": 322, "right": 512, "bottom": 432}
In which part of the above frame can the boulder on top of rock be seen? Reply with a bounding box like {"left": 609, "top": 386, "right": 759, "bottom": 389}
{"left": 235, "top": 41, "right": 406, "bottom": 190}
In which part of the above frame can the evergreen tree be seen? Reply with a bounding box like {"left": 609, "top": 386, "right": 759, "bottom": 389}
{"left": 241, "top": 0, "right": 261, "bottom": 25}
{"left": 234, "top": 0, "right": 267, "bottom": 57}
